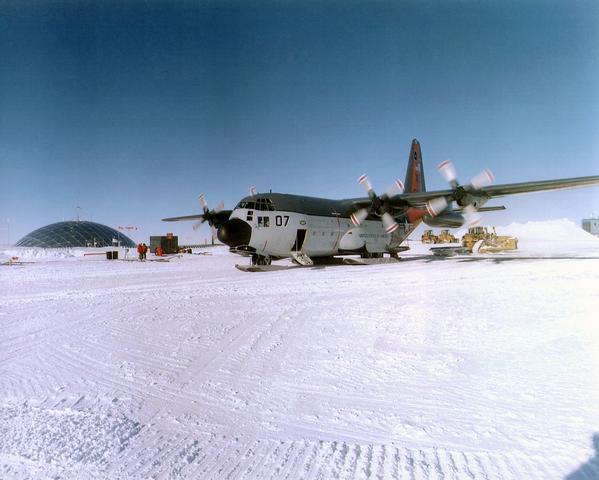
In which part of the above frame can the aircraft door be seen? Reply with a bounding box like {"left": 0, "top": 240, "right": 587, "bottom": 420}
{"left": 293, "top": 229, "right": 307, "bottom": 251}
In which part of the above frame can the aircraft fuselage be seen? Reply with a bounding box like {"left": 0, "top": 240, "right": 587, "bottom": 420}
{"left": 218, "top": 193, "right": 418, "bottom": 260}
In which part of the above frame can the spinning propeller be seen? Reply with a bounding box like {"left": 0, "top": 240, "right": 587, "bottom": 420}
{"left": 350, "top": 175, "right": 405, "bottom": 234}
{"left": 192, "top": 194, "right": 225, "bottom": 238}
{"left": 426, "top": 160, "right": 495, "bottom": 227}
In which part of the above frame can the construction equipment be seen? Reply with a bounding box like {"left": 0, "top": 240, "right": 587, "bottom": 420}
{"left": 421, "top": 230, "right": 439, "bottom": 244}
{"left": 437, "top": 229, "right": 458, "bottom": 243}
{"left": 461, "top": 226, "right": 518, "bottom": 253}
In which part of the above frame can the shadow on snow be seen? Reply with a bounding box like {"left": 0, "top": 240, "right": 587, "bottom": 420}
{"left": 566, "top": 433, "right": 599, "bottom": 479}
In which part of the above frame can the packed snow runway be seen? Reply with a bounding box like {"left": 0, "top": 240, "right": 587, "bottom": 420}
{"left": 2, "top": 220, "right": 599, "bottom": 479}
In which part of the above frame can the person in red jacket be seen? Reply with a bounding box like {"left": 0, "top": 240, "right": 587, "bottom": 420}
{"left": 141, "top": 243, "right": 148, "bottom": 260}
{"left": 137, "top": 243, "right": 143, "bottom": 261}
{"left": 156, "top": 245, "right": 163, "bottom": 257}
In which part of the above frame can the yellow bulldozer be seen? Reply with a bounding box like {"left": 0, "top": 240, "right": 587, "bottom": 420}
{"left": 421, "top": 229, "right": 439, "bottom": 244}
{"left": 422, "top": 229, "right": 458, "bottom": 244}
{"left": 461, "top": 226, "right": 518, "bottom": 253}
{"left": 437, "top": 229, "right": 458, "bottom": 244}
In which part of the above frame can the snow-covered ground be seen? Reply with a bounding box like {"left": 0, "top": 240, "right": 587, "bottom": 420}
{"left": 1, "top": 220, "right": 599, "bottom": 479}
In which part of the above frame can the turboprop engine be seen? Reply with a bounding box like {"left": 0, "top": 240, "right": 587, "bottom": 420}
{"left": 423, "top": 160, "right": 494, "bottom": 227}
{"left": 349, "top": 175, "right": 405, "bottom": 233}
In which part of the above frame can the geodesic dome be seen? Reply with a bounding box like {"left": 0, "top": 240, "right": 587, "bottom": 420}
{"left": 15, "top": 221, "right": 136, "bottom": 248}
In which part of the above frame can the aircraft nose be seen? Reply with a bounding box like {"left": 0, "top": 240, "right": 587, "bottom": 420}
{"left": 217, "top": 218, "right": 252, "bottom": 247}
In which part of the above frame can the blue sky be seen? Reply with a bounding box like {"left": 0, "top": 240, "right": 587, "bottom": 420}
{"left": 1, "top": 1, "right": 598, "bottom": 245}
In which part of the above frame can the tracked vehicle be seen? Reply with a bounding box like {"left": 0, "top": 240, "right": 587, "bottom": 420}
{"left": 437, "top": 229, "right": 458, "bottom": 243}
{"left": 461, "top": 226, "right": 518, "bottom": 253}
{"left": 421, "top": 230, "right": 439, "bottom": 244}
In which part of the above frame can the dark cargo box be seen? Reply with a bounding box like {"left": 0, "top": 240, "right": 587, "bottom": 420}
{"left": 150, "top": 235, "right": 179, "bottom": 254}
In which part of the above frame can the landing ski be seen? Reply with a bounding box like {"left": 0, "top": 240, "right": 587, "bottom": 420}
{"left": 430, "top": 246, "right": 470, "bottom": 257}
{"left": 343, "top": 257, "right": 401, "bottom": 266}
{"left": 235, "top": 264, "right": 297, "bottom": 273}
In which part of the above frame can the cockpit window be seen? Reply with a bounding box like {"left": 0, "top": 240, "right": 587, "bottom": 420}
{"left": 236, "top": 198, "right": 275, "bottom": 211}
{"left": 254, "top": 198, "right": 275, "bottom": 211}
{"left": 236, "top": 201, "right": 255, "bottom": 210}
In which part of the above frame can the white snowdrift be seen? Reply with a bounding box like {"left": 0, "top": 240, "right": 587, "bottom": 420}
{"left": 0, "top": 246, "right": 140, "bottom": 263}
{"left": 498, "top": 218, "right": 599, "bottom": 256}
{"left": 1, "top": 247, "right": 76, "bottom": 261}
{"left": 0, "top": 245, "right": 225, "bottom": 263}
{"left": 500, "top": 218, "right": 598, "bottom": 242}
{"left": 445, "top": 218, "right": 599, "bottom": 257}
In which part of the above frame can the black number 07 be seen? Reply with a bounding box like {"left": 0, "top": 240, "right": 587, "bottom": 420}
{"left": 275, "top": 215, "right": 289, "bottom": 227}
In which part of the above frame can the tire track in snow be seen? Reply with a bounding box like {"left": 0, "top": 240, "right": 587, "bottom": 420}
{"left": 4, "top": 254, "right": 598, "bottom": 479}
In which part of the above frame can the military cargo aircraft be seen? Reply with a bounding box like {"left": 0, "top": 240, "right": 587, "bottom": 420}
{"left": 163, "top": 139, "right": 599, "bottom": 267}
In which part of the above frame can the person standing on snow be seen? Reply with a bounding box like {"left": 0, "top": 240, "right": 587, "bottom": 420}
{"left": 137, "top": 243, "right": 143, "bottom": 261}
{"left": 142, "top": 243, "right": 148, "bottom": 260}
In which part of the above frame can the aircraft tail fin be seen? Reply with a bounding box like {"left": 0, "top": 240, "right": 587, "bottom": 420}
{"left": 404, "top": 139, "right": 426, "bottom": 193}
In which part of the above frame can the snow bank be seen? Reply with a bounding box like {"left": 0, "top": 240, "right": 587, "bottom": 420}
{"left": 445, "top": 218, "right": 599, "bottom": 256}
{"left": 499, "top": 218, "right": 599, "bottom": 242}
{"left": 191, "top": 244, "right": 229, "bottom": 256}
{"left": 499, "top": 218, "right": 599, "bottom": 256}
{"left": 0, "top": 247, "right": 76, "bottom": 262}
{"left": 0, "top": 246, "right": 143, "bottom": 263}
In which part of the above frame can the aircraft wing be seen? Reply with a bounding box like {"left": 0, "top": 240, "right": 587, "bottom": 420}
{"left": 162, "top": 214, "right": 206, "bottom": 222}
{"left": 395, "top": 175, "right": 599, "bottom": 207}
{"left": 480, "top": 175, "right": 599, "bottom": 197}
{"left": 162, "top": 210, "right": 232, "bottom": 226}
